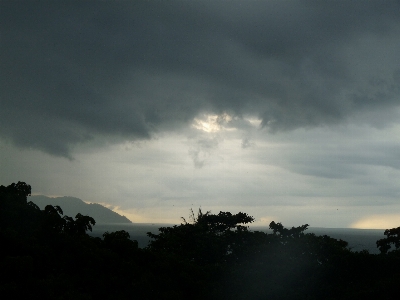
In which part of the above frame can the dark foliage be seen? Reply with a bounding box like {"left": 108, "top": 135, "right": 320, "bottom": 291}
{"left": 376, "top": 226, "right": 400, "bottom": 254}
{"left": 1, "top": 182, "right": 400, "bottom": 299}
{"left": 147, "top": 209, "right": 255, "bottom": 264}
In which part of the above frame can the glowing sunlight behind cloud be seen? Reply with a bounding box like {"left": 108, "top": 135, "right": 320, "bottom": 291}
{"left": 351, "top": 215, "right": 400, "bottom": 229}
{"left": 192, "top": 113, "right": 234, "bottom": 133}
{"left": 192, "top": 114, "right": 221, "bottom": 133}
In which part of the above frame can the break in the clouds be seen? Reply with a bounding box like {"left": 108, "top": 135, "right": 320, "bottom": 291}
{"left": 1, "top": 0, "right": 400, "bottom": 156}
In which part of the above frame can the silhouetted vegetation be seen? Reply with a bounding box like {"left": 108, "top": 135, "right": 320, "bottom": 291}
{"left": 376, "top": 226, "right": 400, "bottom": 254}
{"left": 1, "top": 182, "right": 399, "bottom": 299}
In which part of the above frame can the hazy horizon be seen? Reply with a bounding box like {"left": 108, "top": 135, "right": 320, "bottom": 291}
{"left": 29, "top": 194, "right": 397, "bottom": 230}
{"left": 2, "top": 1, "right": 400, "bottom": 229}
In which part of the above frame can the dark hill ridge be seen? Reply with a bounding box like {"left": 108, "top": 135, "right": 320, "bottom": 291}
{"left": 30, "top": 195, "right": 132, "bottom": 223}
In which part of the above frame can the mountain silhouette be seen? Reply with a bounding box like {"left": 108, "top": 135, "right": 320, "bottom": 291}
{"left": 30, "top": 195, "right": 132, "bottom": 223}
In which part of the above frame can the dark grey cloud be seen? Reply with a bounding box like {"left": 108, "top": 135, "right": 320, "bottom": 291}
{"left": 1, "top": 0, "right": 400, "bottom": 156}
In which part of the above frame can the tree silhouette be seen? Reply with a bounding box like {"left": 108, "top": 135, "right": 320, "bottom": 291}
{"left": 147, "top": 209, "right": 255, "bottom": 264}
{"left": 103, "top": 230, "right": 138, "bottom": 257}
{"left": 63, "top": 213, "right": 96, "bottom": 235}
{"left": 2, "top": 182, "right": 400, "bottom": 299}
{"left": 376, "top": 226, "right": 400, "bottom": 254}
{"left": 0, "top": 181, "right": 41, "bottom": 235}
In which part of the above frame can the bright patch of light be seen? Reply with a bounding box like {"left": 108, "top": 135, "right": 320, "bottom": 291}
{"left": 350, "top": 214, "right": 400, "bottom": 229}
{"left": 96, "top": 202, "right": 147, "bottom": 223}
{"left": 192, "top": 115, "right": 219, "bottom": 132}
{"left": 192, "top": 114, "right": 261, "bottom": 133}
{"left": 192, "top": 113, "right": 233, "bottom": 133}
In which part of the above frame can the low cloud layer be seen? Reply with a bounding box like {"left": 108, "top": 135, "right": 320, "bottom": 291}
{"left": 2, "top": 121, "right": 400, "bottom": 227}
{"left": 1, "top": 1, "right": 400, "bottom": 157}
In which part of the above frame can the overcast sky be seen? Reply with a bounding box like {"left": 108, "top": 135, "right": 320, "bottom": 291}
{"left": 1, "top": 1, "right": 400, "bottom": 228}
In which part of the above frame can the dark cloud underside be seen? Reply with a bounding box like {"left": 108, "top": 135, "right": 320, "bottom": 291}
{"left": 1, "top": 0, "right": 400, "bottom": 156}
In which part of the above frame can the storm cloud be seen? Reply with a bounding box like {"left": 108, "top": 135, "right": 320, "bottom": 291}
{"left": 1, "top": 0, "right": 400, "bottom": 157}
